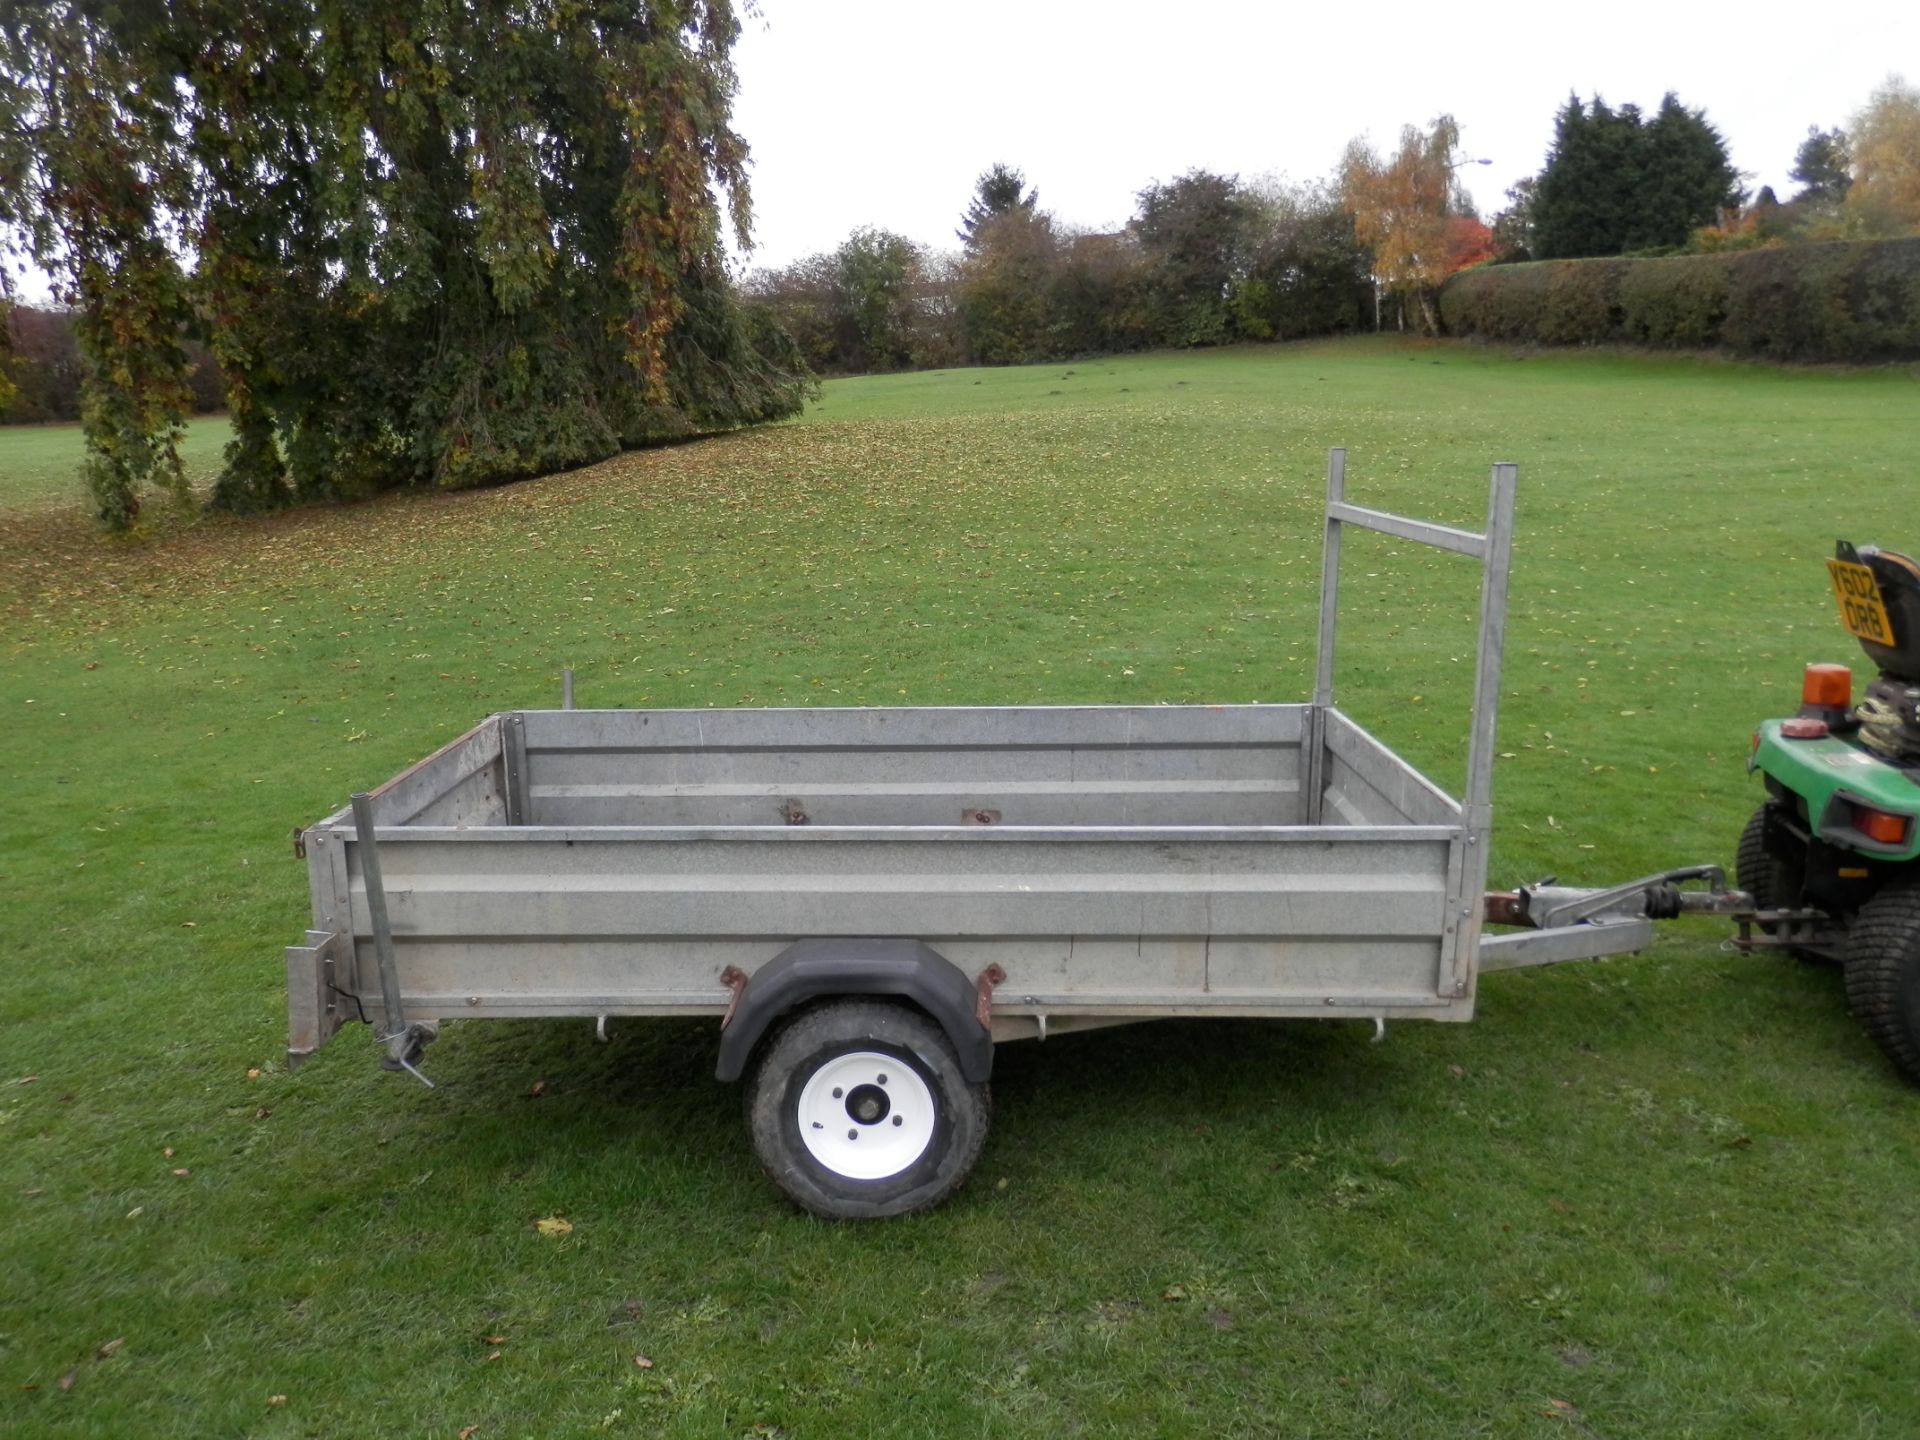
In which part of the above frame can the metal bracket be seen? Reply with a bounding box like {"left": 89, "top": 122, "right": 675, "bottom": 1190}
{"left": 1518, "top": 865, "right": 1731, "bottom": 931}
{"left": 974, "top": 964, "right": 1008, "bottom": 1028}
{"left": 719, "top": 965, "right": 749, "bottom": 1027}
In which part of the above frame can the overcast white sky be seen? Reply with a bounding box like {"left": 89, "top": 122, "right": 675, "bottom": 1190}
{"left": 728, "top": 0, "right": 1919, "bottom": 270}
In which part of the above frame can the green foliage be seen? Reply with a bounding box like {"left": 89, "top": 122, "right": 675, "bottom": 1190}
{"left": 0, "top": 0, "right": 807, "bottom": 529}
{"left": 1232, "top": 191, "right": 1372, "bottom": 340}
{"left": 1131, "top": 171, "right": 1253, "bottom": 347}
{"left": 1489, "top": 178, "right": 1539, "bottom": 263}
{"left": 957, "top": 163, "right": 1039, "bottom": 249}
{"left": 1043, "top": 231, "right": 1154, "bottom": 357}
{"left": 1532, "top": 93, "right": 1742, "bottom": 259}
{"left": 1792, "top": 126, "right": 1853, "bottom": 205}
{"left": 1618, "top": 255, "right": 1731, "bottom": 346}
{"left": 833, "top": 229, "right": 925, "bottom": 373}
{"left": 1439, "top": 238, "right": 1920, "bottom": 362}
{"left": 957, "top": 211, "right": 1061, "bottom": 364}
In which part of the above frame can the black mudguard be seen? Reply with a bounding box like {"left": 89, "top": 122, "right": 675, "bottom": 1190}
{"left": 714, "top": 939, "right": 993, "bottom": 1084}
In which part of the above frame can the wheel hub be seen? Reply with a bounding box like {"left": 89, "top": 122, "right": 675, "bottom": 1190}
{"left": 797, "top": 1051, "right": 935, "bottom": 1180}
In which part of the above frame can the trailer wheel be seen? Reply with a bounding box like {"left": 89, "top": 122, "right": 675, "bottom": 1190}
{"left": 1736, "top": 804, "right": 1825, "bottom": 963}
{"left": 1844, "top": 882, "right": 1920, "bottom": 1086}
{"left": 744, "top": 999, "right": 990, "bottom": 1218}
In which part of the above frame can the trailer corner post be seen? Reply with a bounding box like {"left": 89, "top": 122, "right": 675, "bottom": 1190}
{"left": 1305, "top": 447, "right": 1346, "bottom": 827}
{"left": 501, "top": 713, "right": 530, "bottom": 824}
{"left": 1448, "top": 461, "right": 1518, "bottom": 995}
{"left": 350, "top": 791, "right": 435, "bottom": 1086}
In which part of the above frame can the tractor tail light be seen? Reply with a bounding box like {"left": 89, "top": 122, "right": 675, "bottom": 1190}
{"left": 1801, "top": 663, "right": 1852, "bottom": 710}
{"left": 1847, "top": 803, "right": 1912, "bottom": 847}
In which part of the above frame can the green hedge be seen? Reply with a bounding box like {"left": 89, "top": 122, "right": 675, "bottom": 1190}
{"left": 1439, "top": 238, "right": 1920, "bottom": 362}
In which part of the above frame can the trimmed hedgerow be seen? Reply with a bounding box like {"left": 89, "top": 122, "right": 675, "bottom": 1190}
{"left": 1440, "top": 238, "right": 1920, "bottom": 362}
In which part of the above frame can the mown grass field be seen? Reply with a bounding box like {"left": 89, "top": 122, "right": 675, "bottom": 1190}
{"left": 3, "top": 336, "right": 1918, "bottom": 1438}
{"left": 0, "top": 417, "right": 229, "bottom": 509}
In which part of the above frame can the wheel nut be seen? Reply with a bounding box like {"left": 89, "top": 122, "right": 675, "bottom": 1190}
{"left": 892, "top": 1115, "right": 903, "bottom": 1126}
{"left": 847, "top": 1129, "right": 858, "bottom": 1141}
{"left": 831, "top": 1087, "right": 843, "bottom": 1098}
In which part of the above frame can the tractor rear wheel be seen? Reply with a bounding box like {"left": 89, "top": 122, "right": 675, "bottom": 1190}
{"left": 1844, "top": 881, "right": 1920, "bottom": 1086}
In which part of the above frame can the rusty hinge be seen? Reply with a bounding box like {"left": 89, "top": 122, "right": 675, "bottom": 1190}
{"left": 1482, "top": 891, "right": 1528, "bottom": 926}
{"left": 782, "top": 800, "right": 810, "bottom": 826}
{"left": 291, "top": 826, "right": 307, "bottom": 860}
{"left": 973, "top": 964, "right": 1007, "bottom": 1028}
{"left": 719, "top": 965, "right": 749, "bottom": 1027}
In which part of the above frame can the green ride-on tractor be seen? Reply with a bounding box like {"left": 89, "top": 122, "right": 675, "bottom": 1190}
{"left": 1740, "top": 542, "right": 1920, "bottom": 1084}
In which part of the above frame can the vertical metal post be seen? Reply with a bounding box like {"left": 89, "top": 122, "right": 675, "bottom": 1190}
{"left": 561, "top": 667, "right": 574, "bottom": 710}
{"left": 1447, "top": 462, "right": 1517, "bottom": 994}
{"left": 1304, "top": 448, "right": 1345, "bottom": 826}
{"left": 349, "top": 792, "right": 407, "bottom": 1040}
{"left": 501, "top": 713, "right": 529, "bottom": 825}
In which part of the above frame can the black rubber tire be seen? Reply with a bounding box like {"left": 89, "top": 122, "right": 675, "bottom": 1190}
{"left": 744, "top": 998, "right": 991, "bottom": 1219}
{"left": 1843, "top": 881, "right": 1920, "bottom": 1086}
{"left": 1736, "top": 803, "right": 1827, "bottom": 964}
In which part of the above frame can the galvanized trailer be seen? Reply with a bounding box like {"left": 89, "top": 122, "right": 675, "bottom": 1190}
{"left": 284, "top": 451, "right": 1742, "bottom": 1216}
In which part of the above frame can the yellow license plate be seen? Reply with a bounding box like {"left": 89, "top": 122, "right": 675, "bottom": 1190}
{"left": 1827, "top": 558, "right": 1895, "bottom": 645}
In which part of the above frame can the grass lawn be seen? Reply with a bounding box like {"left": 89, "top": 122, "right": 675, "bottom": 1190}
{"left": 0, "top": 415, "right": 230, "bottom": 510}
{"left": 3, "top": 335, "right": 1918, "bottom": 1437}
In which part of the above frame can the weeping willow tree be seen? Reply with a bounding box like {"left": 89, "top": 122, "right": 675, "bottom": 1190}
{"left": 0, "top": 1, "right": 807, "bottom": 528}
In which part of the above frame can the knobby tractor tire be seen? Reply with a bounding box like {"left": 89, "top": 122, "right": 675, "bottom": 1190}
{"left": 744, "top": 998, "right": 991, "bottom": 1219}
{"left": 1736, "top": 804, "right": 1829, "bottom": 964}
{"left": 1844, "top": 882, "right": 1920, "bottom": 1086}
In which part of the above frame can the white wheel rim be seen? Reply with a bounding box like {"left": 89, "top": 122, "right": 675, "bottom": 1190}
{"left": 796, "top": 1050, "right": 937, "bottom": 1181}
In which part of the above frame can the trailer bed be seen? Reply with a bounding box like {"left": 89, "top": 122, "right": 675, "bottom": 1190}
{"left": 288, "top": 699, "right": 1480, "bottom": 1063}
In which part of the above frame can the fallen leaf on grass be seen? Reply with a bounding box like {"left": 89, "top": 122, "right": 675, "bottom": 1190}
{"left": 247, "top": 1068, "right": 261, "bottom": 1080}
{"left": 58, "top": 1371, "right": 75, "bottom": 1392}
{"left": 15, "top": 1075, "right": 37, "bottom": 1085}
{"left": 633, "top": 1355, "right": 654, "bottom": 1369}
{"left": 1547, "top": 1198, "right": 1572, "bottom": 1214}
{"left": 172, "top": 1167, "right": 190, "bottom": 1178}
{"left": 485, "top": 1351, "right": 502, "bottom": 1363}
{"left": 254, "top": 1107, "right": 272, "bottom": 1120}
{"left": 534, "top": 1216, "right": 572, "bottom": 1237}
{"left": 125, "top": 1207, "right": 142, "bottom": 1220}
{"left": 1161, "top": 1284, "right": 1189, "bottom": 1302}
{"left": 460, "top": 1427, "right": 480, "bottom": 1440}
{"left": 95, "top": 1339, "right": 123, "bottom": 1359}
{"left": 528, "top": 1080, "right": 545, "bottom": 1097}
{"left": 267, "top": 1395, "right": 286, "bottom": 1407}
{"left": 163, "top": 1146, "right": 175, "bottom": 1158}
{"left": 480, "top": 1335, "right": 506, "bottom": 1345}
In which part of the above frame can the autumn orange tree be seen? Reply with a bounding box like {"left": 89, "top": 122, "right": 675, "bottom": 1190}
{"left": 1846, "top": 75, "right": 1920, "bottom": 236}
{"left": 0, "top": 1, "right": 807, "bottom": 528}
{"left": 1339, "top": 115, "right": 1474, "bottom": 335}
